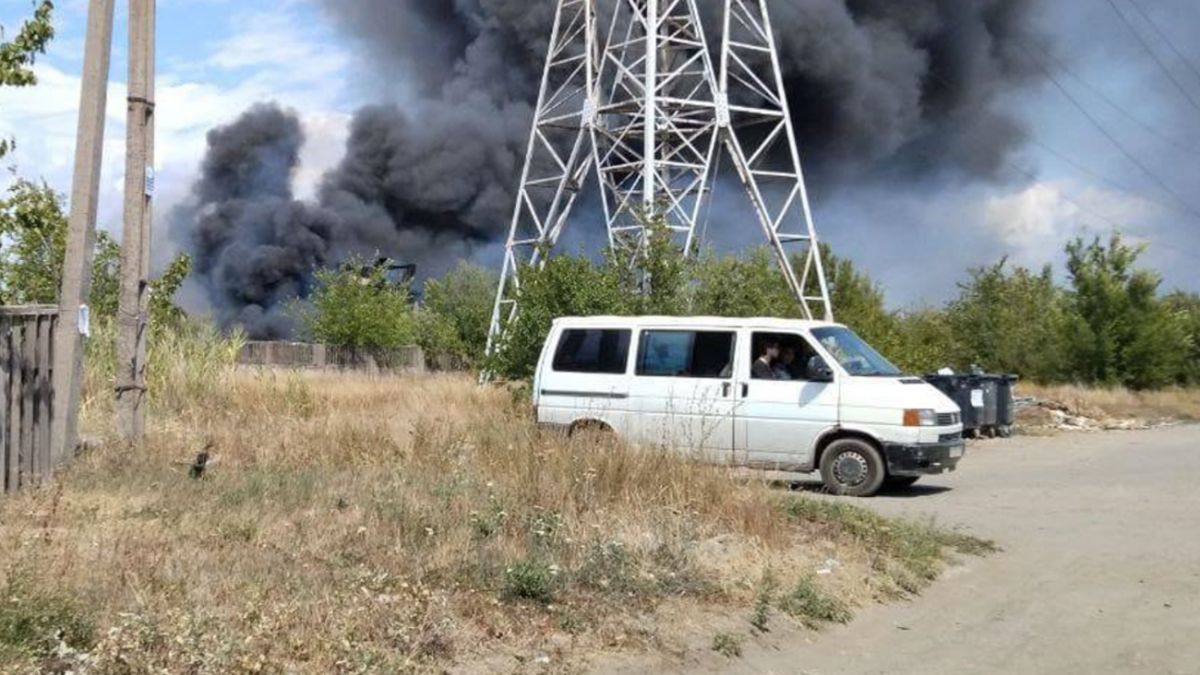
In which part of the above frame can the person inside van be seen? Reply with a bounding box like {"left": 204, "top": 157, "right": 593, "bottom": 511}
{"left": 752, "top": 340, "right": 779, "bottom": 379}
{"left": 774, "top": 346, "right": 796, "bottom": 380}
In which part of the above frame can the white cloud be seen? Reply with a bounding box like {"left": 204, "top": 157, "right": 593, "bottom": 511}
{"left": 983, "top": 181, "right": 1160, "bottom": 265}
{"left": 0, "top": 2, "right": 355, "bottom": 267}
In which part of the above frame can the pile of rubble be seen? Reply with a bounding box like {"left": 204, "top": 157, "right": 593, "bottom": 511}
{"left": 1014, "top": 397, "right": 1168, "bottom": 432}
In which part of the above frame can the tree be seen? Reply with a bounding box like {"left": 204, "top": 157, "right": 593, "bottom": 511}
{"left": 1, "top": 1, "right": 55, "bottom": 158}
{"left": 294, "top": 257, "right": 417, "bottom": 350}
{"left": 486, "top": 254, "right": 629, "bottom": 380}
{"left": 420, "top": 261, "right": 497, "bottom": 365}
{"left": 150, "top": 253, "right": 192, "bottom": 331}
{"left": 1064, "top": 234, "right": 1186, "bottom": 389}
{"left": 0, "top": 178, "right": 118, "bottom": 311}
{"left": 691, "top": 247, "right": 798, "bottom": 318}
{"left": 812, "top": 246, "right": 904, "bottom": 359}
{"left": 1164, "top": 292, "right": 1200, "bottom": 385}
{"left": 946, "top": 260, "right": 1070, "bottom": 382}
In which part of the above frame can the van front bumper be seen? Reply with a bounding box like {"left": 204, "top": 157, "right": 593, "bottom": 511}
{"left": 883, "top": 439, "right": 965, "bottom": 477}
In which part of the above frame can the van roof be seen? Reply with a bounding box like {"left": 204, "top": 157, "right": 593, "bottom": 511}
{"left": 551, "top": 316, "right": 844, "bottom": 331}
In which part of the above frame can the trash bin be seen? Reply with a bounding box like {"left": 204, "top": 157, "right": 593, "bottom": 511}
{"left": 994, "top": 374, "right": 1019, "bottom": 437}
{"left": 923, "top": 374, "right": 985, "bottom": 437}
{"left": 977, "top": 377, "right": 1000, "bottom": 432}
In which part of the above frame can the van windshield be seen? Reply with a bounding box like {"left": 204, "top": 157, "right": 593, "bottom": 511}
{"left": 810, "top": 326, "right": 902, "bottom": 377}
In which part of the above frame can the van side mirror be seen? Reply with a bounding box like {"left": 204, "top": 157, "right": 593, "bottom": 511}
{"left": 806, "top": 356, "right": 834, "bottom": 383}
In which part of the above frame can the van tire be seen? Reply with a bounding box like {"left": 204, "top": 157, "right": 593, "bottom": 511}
{"left": 819, "top": 438, "right": 886, "bottom": 497}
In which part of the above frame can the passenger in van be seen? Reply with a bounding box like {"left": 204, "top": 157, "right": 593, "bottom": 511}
{"left": 752, "top": 340, "right": 780, "bottom": 379}
{"left": 773, "top": 346, "right": 796, "bottom": 380}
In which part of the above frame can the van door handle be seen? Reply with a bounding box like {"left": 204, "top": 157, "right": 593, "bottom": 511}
{"left": 722, "top": 382, "right": 731, "bottom": 398}
{"left": 741, "top": 383, "right": 749, "bottom": 398}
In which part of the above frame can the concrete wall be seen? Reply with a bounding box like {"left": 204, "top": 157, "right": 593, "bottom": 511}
{"left": 239, "top": 341, "right": 427, "bottom": 374}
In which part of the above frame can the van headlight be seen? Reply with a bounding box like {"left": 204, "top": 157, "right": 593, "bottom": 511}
{"left": 903, "top": 409, "right": 938, "bottom": 427}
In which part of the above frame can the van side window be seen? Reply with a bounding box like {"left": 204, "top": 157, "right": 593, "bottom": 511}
{"left": 637, "top": 331, "right": 736, "bottom": 378}
{"left": 552, "top": 329, "right": 632, "bottom": 374}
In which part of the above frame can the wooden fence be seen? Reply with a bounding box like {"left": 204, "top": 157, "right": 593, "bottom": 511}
{"left": 0, "top": 306, "right": 58, "bottom": 494}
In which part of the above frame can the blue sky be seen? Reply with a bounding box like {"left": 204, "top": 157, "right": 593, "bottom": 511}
{"left": 1, "top": 0, "right": 1198, "bottom": 307}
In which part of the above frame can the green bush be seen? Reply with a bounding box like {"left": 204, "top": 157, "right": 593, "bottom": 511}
{"left": 420, "top": 261, "right": 497, "bottom": 365}
{"left": 293, "top": 256, "right": 417, "bottom": 350}
{"left": 0, "top": 581, "right": 94, "bottom": 661}
{"left": 1063, "top": 235, "right": 1188, "bottom": 389}
{"left": 502, "top": 560, "right": 555, "bottom": 603}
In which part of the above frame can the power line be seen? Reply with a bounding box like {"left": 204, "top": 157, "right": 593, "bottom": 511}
{"left": 1021, "top": 43, "right": 1200, "bottom": 222}
{"left": 1104, "top": 0, "right": 1200, "bottom": 115}
{"left": 1125, "top": 0, "right": 1200, "bottom": 87}
{"left": 1026, "top": 138, "right": 1136, "bottom": 195}
{"left": 1028, "top": 41, "right": 1200, "bottom": 156}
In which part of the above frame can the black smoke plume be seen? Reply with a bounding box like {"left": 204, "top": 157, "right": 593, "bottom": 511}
{"left": 179, "top": 0, "right": 1047, "bottom": 337}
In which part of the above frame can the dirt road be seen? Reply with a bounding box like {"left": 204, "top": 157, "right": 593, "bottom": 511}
{"left": 617, "top": 425, "right": 1200, "bottom": 675}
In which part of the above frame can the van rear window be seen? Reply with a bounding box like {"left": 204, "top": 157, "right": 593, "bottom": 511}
{"left": 552, "top": 329, "right": 631, "bottom": 374}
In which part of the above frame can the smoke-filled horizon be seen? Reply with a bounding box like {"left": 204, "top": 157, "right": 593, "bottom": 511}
{"left": 177, "top": 0, "right": 1047, "bottom": 338}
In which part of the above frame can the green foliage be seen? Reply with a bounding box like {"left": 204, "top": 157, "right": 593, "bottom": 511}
{"left": 420, "top": 261, "right": 497, "bottom": 365}
{"left": 502, "top": 560, "right": 555, "bottom": 604}
{"left": 0, "top": 179, "right": 119, "bottom": 312}
{"left": 0, "top": 577, "right": 94, "bottom": 661}
{"left": 486, "top": 253, "right": 630, "bottom": 380}
{"left": 150, "top": 253, "right": 192, "bottom": 331}
{"left": 818, "top": 245, "right": 901, "bottom": 355}
{"left": 294, "top": 256, "right": 416, "bottom": 349}
{"left": 710, "top": 632, "right": 743, "bottom": 658}
{"left": 692, "top": 248, "right": 798, "bottom": 318}
{"left": 89, "top": 230, "right": 121, "bottom": 319}
{"left": 946, "top": 260, "right": 1071, "bottom": 383}
{"left": 778, "top": 577, "right": 852, "bottom": 628}
{"left": 1165, "top": 292, "right": 1200, "bottom": 385}
{"left": 0, "top": 178, "right": 64, "bottom": 303}
{"left": 404, "top": 218, "right": 1196, "bottom": 389}
{"left": 1, "top": 1, "right": 55, "bottom": 158}
{"left": 1064, "top": 234, "right": 1186, "bottom": 389}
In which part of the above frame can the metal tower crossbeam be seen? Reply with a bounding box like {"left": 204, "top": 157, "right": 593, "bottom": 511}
{"left": 487, "top": 0, "right": 834, "bottom": 362}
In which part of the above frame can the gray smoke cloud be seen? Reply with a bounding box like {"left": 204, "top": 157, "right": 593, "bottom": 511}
{"left": 321, "top": 0, "right": 1045, "bottom": 180}
{"left": 179, "top": 0, "right": 1047, "bottom": 337}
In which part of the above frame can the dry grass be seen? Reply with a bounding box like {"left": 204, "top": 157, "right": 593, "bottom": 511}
{"left": 0, "top": 334, "right": 991, "bottom": 673}
{"left": 1018, "top": 383, "right": 1200, "bottom": 424}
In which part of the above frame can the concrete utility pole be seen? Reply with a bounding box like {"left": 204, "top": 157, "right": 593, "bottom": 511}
{"left": 116, "top": 0, "right": 157, "bottom": 442}
{"left": 52, "top": 0, "right": 116, "bottom": 462}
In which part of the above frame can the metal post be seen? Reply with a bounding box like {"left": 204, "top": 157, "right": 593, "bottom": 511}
{"left": 116, "top": 0, "right": 156, "bottom": 442}
{"left": 51, "top": 0, "right": 116, "bottom": 461}
{"left": 643, "top": 0, "right": 658, "bottom": 210}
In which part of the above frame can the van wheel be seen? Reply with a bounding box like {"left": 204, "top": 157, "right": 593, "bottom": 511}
{"left": 569, "top": 421, "right": 613, "bottom": 443}
{"left": 819, "top": 439, "right": 886, "bottom": 497}
{"left": 885, "top": 476, "right": 921, "bottom": 489}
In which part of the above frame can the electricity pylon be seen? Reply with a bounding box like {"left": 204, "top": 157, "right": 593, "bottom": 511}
{"left": 487, "top": 0, "right": 833, "bottom": 359}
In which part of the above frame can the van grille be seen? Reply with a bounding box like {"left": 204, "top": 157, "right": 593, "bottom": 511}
{"left": 936, "top": 412, "right": 960, "bottom": 426}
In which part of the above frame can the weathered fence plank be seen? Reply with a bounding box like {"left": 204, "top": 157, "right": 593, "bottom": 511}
{"left": 1, "top": 318, "right": 12, "bottom": 493}
{"left": 0, "top": 306, "right": 60, "bottom": 495}
{"left": 36, "top": 316, "right": 53, "bottom": 481}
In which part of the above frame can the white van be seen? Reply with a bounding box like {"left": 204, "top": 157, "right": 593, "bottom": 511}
{"left": 533, "top": 316, "right": 965, "bottom": 497}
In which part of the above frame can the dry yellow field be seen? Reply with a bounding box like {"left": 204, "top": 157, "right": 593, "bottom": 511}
{"left": 1017, "top": 383, "right": 1200, "bottom": 424}
{"left": 0, "top": 356, "right": 989, "bottom": 673}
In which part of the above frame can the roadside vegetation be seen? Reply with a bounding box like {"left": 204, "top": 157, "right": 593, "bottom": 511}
{"left": 278, "top": 216, "right": 1200, "bottom": 394}
{"left": 0, "top": 333, "right": 993, "bottom": 672}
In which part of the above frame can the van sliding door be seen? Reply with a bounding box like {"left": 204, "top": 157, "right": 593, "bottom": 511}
{"left": 626, "top": 329, "right": 737, "bottom": 462}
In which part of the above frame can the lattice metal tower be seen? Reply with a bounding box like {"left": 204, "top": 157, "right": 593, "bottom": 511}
{"left": 487, "top": 0, "right": 833, "bottom": 354}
